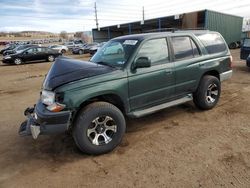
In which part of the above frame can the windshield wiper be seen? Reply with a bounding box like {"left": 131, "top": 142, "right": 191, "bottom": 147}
{"left": 95, "top": 61, "right": 116, "bottom": 68}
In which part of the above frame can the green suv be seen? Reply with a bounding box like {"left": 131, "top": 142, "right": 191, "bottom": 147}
{"left": 19, "top": 31, "right": 233, "bottom": 155}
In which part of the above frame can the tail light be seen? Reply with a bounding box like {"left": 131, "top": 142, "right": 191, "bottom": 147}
{"left": 229, "top": 55, "right": 233, "bottom": 68}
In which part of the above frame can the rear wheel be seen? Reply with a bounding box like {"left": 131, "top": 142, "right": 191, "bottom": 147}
{"left": 48, "top": 55, "right": 55, "bottom": 62}
{"left": 61, "top": 49, "right": 66, "bottom": 54}
{"left": 193, "top": 75, "right": 221, "bottom": 110}
{"left": 229, "top": 42, "right": 237, "bottom": 49}
{"left": 14, "top": 58, "right": 22, "bottom": 65}
{"left": 73, "top": 102, "right": 126, "bottom": 155}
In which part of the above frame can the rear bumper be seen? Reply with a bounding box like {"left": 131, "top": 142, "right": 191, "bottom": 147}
{"left": 89, "top": 50, "right": 97, "bottom": 55}
{"left": 220, "top": 70, "right": 233, "bottom": 82}
{"left": 247, "top": 58, "right": 250, "bottom": 67}
{"left": 19, "top": 100, "right": 71, "bottom": 139}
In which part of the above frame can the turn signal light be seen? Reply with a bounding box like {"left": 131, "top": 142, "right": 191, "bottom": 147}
{"left": 46, "top": 103, "right": 66, "bottom": 112}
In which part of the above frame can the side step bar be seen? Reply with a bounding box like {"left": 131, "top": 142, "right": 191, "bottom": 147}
{"left": 128, "top": 94, "right": 193, "bottom": 118}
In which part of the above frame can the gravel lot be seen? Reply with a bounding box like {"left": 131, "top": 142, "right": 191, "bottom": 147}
{"left": 0, "top": 49, "right": 249, "bottom": 188}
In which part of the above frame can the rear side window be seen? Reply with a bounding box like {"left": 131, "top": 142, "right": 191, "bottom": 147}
{"left": 37, "top": 48, "right": 43, "bottom": 52}
{"left": 171, "top": 36, "right": 200, "bottom": 60}
{"left": 196, "top": 33, "right": 227, "bottom": 54}
{"left": 137, "top": 38, "right": 169, "bottom": 65}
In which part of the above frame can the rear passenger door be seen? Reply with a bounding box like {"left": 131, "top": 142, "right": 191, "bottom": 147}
{"left": 128, "top": 38, "right": 175, "bottom": 111}
{"left": 38, "top": 47, "right": 49, "bottom": 60}
{"left": 171, "top": 36, "right": 201, "bottom": 96}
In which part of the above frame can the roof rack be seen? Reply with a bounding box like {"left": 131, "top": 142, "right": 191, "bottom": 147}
{"left": 143, "top": 27, "right": 208, "bottom": 33}
{"left": 178, "top": 27, "right": 208, "bottom": 31}
{"left": 144, "top": 28, "right": 178, "bottom": 33}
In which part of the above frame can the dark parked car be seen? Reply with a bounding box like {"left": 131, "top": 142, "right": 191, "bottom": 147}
{"left": 19, "top": 31, "right": 232, "bottom": 155}
{"left": 89, "top": 42, "right": 106, "bottom": 55}
{"left": 2, "top": 46, "right": 61, "bottom": 65}
{"left": 84, "top": 43, "right": 99, "bottom": 54}
{"left": 0, "top": 44, "right": 16, "bottom": 54}
{"left": 71, "top": 43, "right": 88, "bottom": 54}
{"left": 72, "top": 43, "right": 98, "bottom": 54}
{"left": 246, "top": 55, "right": 250, "bottom": 67}
{"left": 240, "top": 38, "right": 250, "bottom": 60}
{"left": 3, "top": 44, "right": 38, "bottom": 56}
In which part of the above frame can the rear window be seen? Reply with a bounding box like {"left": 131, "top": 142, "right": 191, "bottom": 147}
{"left": 243, "top": 38, "right": 250, "bottom": 47}
{"left": 195, "top": 33, "right": 227, "bottom": 54}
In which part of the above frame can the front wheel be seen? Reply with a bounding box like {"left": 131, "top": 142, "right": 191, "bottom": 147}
{"left": 193, "top": 75, "right": 221, "bottom": 110}
{"left": 48, "top": 55, "right": 55, "bottom": 62}
{"left": 73, "top": 102, "right": 126, "bottom": 155}
{"left": 14, "top": 58, "right": 22, "bottom": 65}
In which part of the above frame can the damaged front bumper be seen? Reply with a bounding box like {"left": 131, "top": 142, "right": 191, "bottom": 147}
{"left": 19, "top": 100, "right": 71, "bottom": 139}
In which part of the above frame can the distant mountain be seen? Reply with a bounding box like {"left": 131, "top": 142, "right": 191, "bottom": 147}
{"left": 19, "top": 31, "right": 55, "bottom": 35}
{"left": 0, "top": 31, "right": 59, "bottom": 38}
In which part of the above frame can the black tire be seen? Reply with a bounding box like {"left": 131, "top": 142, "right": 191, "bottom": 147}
{"left": 61, "top": 49, "right": 66, "bottom": 54}
{"left": 193, "top": 75, "right": 221, "bottom": 110}
{"left": 14, "top": 58, "right": 22, "bottom": 65}
{"left": 229, "top": 42, "right": 237, "bottom": 49}
{"left": 73, "top": 102, "right": 126, "bottom": 155}
{"left": 79, "top": 50, "right": 83, "bottom": 55}
{"left": 47, "top": 55, "right": 55, "bottom": 62}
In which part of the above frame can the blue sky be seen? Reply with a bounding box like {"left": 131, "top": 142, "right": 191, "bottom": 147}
{"left": 0, "top": 0, "right": 249, "bottom": 33}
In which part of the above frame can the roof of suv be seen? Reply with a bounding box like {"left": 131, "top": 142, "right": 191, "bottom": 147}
{"left": 113, "top": 30, "right": 217, "bottom": 41}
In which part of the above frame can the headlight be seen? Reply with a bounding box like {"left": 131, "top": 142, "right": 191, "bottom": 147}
{"left": 41, "top": 90, "right": 55, "bottom": 106}
{"left": 4, "top": 56, "right": 11, "bottom": 59}
{"left": 41, "top": 90, "right": 66, "bottom": 112}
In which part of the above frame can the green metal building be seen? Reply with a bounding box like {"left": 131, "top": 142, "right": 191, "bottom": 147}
{"left": 92, "top": 9, "right": 243, "bottom": 47}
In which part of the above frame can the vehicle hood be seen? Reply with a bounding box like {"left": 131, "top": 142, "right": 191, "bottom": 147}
{"left": 42, "top": 56, "right": 115, "bottom": 90}
{"left": 90, "top": 46, "right": 98, "bottom": 50}
{"left": 9, "top": 50, "right": 22, "bottom": 57}
{"left": 2, "top": 46, "right": 11, "bottom": 51}
{"left": 4, "top": 49, "right": 15, "bottom": 54}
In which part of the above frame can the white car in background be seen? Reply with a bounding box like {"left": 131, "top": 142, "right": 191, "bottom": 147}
{"left": 49, "top": 45, "right": 68, "bottom": 54}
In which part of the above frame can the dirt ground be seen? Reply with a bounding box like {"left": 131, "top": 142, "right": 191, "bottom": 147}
{"left": 0, "top": 50, "right": 249, "bottom": 188}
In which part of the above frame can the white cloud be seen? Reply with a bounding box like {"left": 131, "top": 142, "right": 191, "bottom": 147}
{"left": 0, "top": 0, "right": 250, "bottom": 32}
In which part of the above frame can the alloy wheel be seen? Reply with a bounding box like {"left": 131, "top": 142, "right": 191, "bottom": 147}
{"left": 206, "top": 83, "right": 218, "bottom": 104}
{"left": 14, "top": 58, "right": 22, "bottom": 65}
{"left": 48, "top": 55, "right": 54, "bottom": 62}
{"left": 87, "top": 116, "right": 117, "bottom": 146}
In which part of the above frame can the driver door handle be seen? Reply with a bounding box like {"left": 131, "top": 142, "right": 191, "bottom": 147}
{"left": 165, "top": 70, "right": 172, "bottom": 74}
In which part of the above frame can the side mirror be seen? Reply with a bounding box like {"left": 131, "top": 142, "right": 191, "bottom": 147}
{"left": 134, "top": 57, "right": 151, "bottom": 69}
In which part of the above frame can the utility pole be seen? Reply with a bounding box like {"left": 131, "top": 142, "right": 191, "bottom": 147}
{"left": 94, "top": 2, "right": 99, "bottom": 29}
{"left": 141, "top": 6, "right": 145, "bottom": 25}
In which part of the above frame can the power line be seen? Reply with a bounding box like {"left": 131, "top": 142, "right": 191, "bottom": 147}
{"left": 94, "top": 2, "right": 99, "bottom": 29}
{"left": 0, "top": 14, "right": 134, "bottom": 22}
{"left": 142, "top": 6, "right": 145, "bottom": 22}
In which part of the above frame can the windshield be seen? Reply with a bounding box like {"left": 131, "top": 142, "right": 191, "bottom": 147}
{"left": 90, "top": 39, "right": 138, "bottom": 68}
{"left": 243, "top": 38, "right": 250, "bottom": 47}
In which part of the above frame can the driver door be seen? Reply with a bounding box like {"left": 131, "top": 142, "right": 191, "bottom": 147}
{"left": 23, "top": 48, "right": 38, "bottom": 62}
{"left": 128, "top": 38, "right": 175, "bottom": 111}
